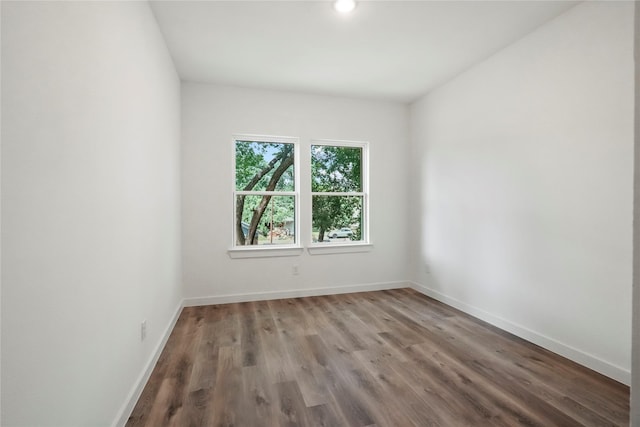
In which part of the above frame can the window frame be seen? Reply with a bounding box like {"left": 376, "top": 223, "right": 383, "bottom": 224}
{"left": 230, "top": 134, "right": 301, "bottom": 257}
{"left": 308, "top": 139, "right": 370, "bottom": 250}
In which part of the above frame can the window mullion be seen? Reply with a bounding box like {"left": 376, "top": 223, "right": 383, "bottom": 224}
{"left": 237, "top": 191, "right": 297, "bottom": 196}
{"left": 311, "top": 192, "right": 365, "bottom": 197}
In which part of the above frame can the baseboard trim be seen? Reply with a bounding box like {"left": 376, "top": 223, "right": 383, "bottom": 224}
{"left": 111, "top": 301, "right": 183, "bottom": 427}
{"left": 183, "top": 281, "right": 409, "bottom": 307}
{"left": 409, "top": 281, "right": 630, "bottom": 386}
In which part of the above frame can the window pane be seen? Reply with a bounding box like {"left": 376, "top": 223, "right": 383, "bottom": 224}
{"left": 236, "top": 141, "right": 295, "bottom": 191}
{"left": 235, "top": 195, "right": 295, "bottom": 246}
{"left": 311, "top": 195, "right": 363, "bottom": 243}
{"left": 311, "top": 145, "right": 362, "bottom": 192}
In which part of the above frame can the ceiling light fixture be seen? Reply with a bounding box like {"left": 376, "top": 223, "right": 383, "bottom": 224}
{"left": 334, "top": 0, "right": 356, "bottom": 14}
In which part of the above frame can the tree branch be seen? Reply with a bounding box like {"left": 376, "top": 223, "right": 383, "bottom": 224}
{"left": 236, "top": 145, "right": 293, "bottom": 245}
{"left": 246, "top": 151, "right": 294, "bottom": 244}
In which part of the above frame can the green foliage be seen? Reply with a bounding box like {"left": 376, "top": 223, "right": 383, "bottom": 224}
{"left": 235, "top": 141, "right": 294, "bottom": 191}
{"left": 234, "top": 141, "right": 364, "bottom": 245}
{"left": 311, "top": 145, "right": 362, "bottom": 192}
{"left": 235, "top": 141, "right": 266, "bottom": 189}
{"left": 311, "top": 145, "right": 363, "bottom": 241}
{"left": 235, "top": 140, "right": 295, "bottom": 245}
{"left": 238, "top": 195, "right": 295, "bottom": 235}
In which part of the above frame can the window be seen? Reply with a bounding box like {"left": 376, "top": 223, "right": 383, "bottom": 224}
{"left": 233, "top": 135, "right": 298, "bottom": 248}
{"left": 311, "top": 140, "right": 368, "bottom": 245}
{"left": 232, "top": 136, "right": 369, "bottom": 256}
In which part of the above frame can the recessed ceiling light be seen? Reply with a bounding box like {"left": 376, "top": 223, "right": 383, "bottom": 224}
{"left": 334, "top": 0, "right": 356, "bottom": 14}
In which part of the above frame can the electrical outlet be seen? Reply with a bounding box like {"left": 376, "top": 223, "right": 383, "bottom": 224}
{"left": 141, "top": 320, "right": 147, "bottom": 342}
{"left": 292, "top": 265, "right": 299, "bottom": 275}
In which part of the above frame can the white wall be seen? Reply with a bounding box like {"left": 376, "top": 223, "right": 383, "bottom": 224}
{"left": 182, "top": 83, "right": 409, "bottom": 301}
{"left": 1, "top": 2, "right": 4, "bottom": 422}
{"left": 631, "top": 0, "right": 639, "bottom": 422}
{"left": 409, "top": 1, "right": 634, "bottom": 384}
{"left": 1, "top": 2, "right": 181, "bottom": 426}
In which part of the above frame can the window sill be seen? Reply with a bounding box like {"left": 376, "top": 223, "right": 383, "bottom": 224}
{"left": 307, "top": 243, "right": 373, "bottom": 255}
{"left": 228, "top": 246, "right": 304, "bottom": 259}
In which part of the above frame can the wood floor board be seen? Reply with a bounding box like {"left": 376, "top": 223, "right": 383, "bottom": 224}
{"left": 240, "top": 303, "right": 260, "bottom": 368}
{"left": 392, "top": 343, "right": 511, "bottom": 426}
{"left": 305, "top": 300, "right": 364, "bottom": 357}
{"left": 128, "top": 308, "right": 194, "bottom": 427}
{"left": 352, "top": 348, "right": 451, "bottom": 426}
{"left": 281, "top": 336, "right": 330, "bottom": 407}
{"left": 308, "top": 401, "right": 349, "bottom": 427}
{"left": 380, "top": 290, "right": 629, "bottom": 425}
{"left": 179, "top": 387, "right": 210, "bottom": 427}
{"left": 269, "top": 298, "right": 311, "bottom": 338}
{"left": 241, "top": 364, "right": 278, "bottom": 426}
{"left": 335, "top": 366, "right": 417, "bottom": 427}
{"left": 342, "top": 294, "right": 394, "bottom": 334}
{"left": 315, "top": 295, "right": 369, "bottom": 352}
{"left": 411, "top": 342, "right": 575, "bottom": 427}
{"left": 127, "top": 289, "right": 629, "bottom": 427}
{"left": 320, "top": 370, "right": 375, "bottom": 427}
{"left": 358, "top": 298, "right": 426, "bottom": 347}
{"left": 209, "top": 345, "right": 242, "bottom": 427}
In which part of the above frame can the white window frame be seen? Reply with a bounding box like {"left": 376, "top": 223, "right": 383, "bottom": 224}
{"left": 308, "top": 139, "right": 371, "bottom": 254}
{"left": 229, "top": 134, "right": 302, "bottom": 258}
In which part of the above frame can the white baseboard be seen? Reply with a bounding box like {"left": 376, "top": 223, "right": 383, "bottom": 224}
{"left": 183, "top": 281, "right": 409, "bottom": 307}
{"left": 111, "top": 301, "right": 183, "bottom": 427}
{"left": 409, "top": 281, "right": 631, "bottom": 386}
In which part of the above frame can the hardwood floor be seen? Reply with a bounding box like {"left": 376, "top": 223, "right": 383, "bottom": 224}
{"left": 126, "top": 289, "right": 629, "bottom": 426}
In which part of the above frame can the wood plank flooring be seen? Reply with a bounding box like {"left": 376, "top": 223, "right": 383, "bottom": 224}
{"left": 126, "top": 289, "right": 629, "bottom": 426}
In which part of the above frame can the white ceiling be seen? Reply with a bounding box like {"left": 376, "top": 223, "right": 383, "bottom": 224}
{"left": 150, "top": 1, "right": 579, "bottom": 103}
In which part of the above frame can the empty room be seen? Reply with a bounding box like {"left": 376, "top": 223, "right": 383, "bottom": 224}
{"left": 2, "top": 0, "right": 639, "bottom": 426}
